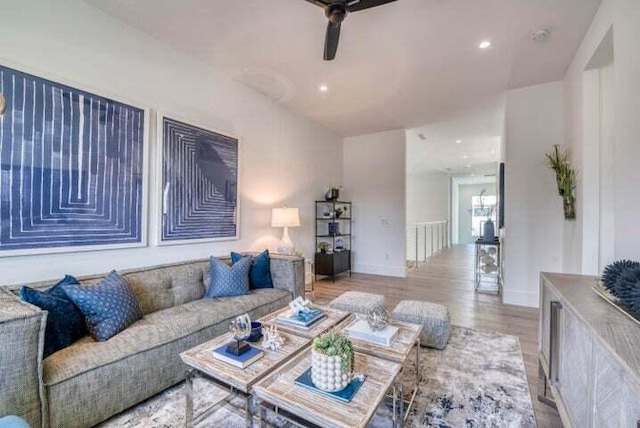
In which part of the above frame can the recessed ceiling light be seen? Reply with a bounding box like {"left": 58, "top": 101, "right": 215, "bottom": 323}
{"left": 471, "top": 174, "right": 476, "bottom": 177}
{"left": 319, "top": 84, "right": 328, "bottom": 92}
{"left": 456, "top": 139, "right": 462, "bottom": 144}
{"left": 479, "top": 40, "right": 491, "bottom": 49}
{"left": 463, "top": 154, "right": 469, "bottom": 159}
{"left": 466, "top": 164, "right": 471, "bottom": 168}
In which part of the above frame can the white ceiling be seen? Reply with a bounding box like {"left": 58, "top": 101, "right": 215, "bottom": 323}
{"left": 87, "top": 0, "right": 601, "bottom": 137}
{"left": 406, "top": 103, "right": 503, "bottom": 174}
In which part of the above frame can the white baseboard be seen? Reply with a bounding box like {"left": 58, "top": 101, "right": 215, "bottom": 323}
{"left": 502, "top": 289, "right": 539, "bottom": 308}
{"left": 352, "top": 263, "right": 407, "bottom": 278}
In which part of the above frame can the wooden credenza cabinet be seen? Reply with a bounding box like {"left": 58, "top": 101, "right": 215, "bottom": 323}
{"left": 539, "top": 273, "right": 640, "bottom": 427}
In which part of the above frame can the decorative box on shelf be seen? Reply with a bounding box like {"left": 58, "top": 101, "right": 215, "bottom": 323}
{"left": 345, "top": 320, "right": 399, "bottom": 346}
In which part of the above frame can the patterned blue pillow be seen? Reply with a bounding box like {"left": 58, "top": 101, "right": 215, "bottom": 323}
{"left": 206, "top": 256, "right": 251, "bottom": 298}
{"left": 20, "top": 275, "right": 88, "bottom": 357}
{"left": 61, "top": 271, "right": 142, "bottom": 342}
{"left": 231, "top": 249, "right": 274, "bottom": 289}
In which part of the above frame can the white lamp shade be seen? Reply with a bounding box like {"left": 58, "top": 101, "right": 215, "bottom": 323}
{"left": 271, "top": 207, "right": 301, "bottom": 228}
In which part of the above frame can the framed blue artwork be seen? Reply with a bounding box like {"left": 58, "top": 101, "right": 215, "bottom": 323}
{"left": 158, "top": 115, "right": 239, "bottom": 244}
{"left": 0, "top": 63, "right": 148, "bottom": 256}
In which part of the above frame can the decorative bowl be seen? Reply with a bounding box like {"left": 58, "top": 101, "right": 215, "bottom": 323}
{"left": 247, "top": 321, "right": 263, "bottom": 342}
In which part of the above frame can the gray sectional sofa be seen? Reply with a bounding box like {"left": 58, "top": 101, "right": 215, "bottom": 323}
{"left": 0, "top": 254, "right": 304, "bottom": 428}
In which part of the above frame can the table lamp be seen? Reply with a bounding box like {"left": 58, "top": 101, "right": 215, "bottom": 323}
{"left": 271, "top": 207, "right": 300, "bottom": 255}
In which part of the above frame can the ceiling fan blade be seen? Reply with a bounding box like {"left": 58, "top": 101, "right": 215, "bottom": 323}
{"left": 348, "top": 0, "right": 397, "bottom": 12}
{"left": 324, "top": 21, "right": 341, "bottom": 61}
{"left": 302, "top": 0, "right": 331, "bottom": 9}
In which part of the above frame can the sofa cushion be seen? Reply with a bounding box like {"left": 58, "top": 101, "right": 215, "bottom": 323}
{"left": 232, "top": 249, "right": 274, "bottom": 289}
{"left": 206, "top": 256, "right": 251, "bottom": 298}
{"left": 19, "top": 275, "right": 88, "bottom": 357}
{"left": 42, "top": 288, "right": 289, "bottom": 387}
{"left": 61, "top": 271, "right": 143, "bottom": 341}
{"left": 122, "top": 270, "right": 173, "bottom": 315}
{"left": 169, "top": 263, "right": 207, "bottom": 306}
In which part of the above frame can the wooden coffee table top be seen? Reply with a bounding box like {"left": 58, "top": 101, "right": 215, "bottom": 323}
{"left": 253, "top": 348, "right": 402, "bottom": 428}
{"left": 180, "top": 331, "right": 310, "bottom": 393}
{"left": 334, "top": 315, "right": 422, "bottom": 364}
{"left": 258, "top": 306, "right": 350, "bottom": 339}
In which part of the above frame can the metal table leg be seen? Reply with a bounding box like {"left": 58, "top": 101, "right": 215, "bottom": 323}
{"left": 185, "top": 369, "right": 195, "bottom": 428}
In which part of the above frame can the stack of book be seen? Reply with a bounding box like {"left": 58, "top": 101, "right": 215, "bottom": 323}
{"left": 276, "top": 308, "right": 325, "bottom": 330}
{"left": 211, "top": 343, "right": 264, "bottom": 369}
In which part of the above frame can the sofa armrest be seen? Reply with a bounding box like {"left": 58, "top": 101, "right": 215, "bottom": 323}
{"left": 269, "top": 255, "right": 305, "bottom": 299}
{"left": 0, "top": 288, "right": 47, "bottom": 428}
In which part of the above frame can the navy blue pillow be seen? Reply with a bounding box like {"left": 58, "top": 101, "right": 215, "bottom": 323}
{"left": 231, "top": 250, "right": 274, "bottom": 290}
{"left": 20, "top": 275, "right": 88, "bottom": 357}
{"left": 207, "top": 256, "right": 252, "bottom": 298}
{"left": 61, "top": 271, "right": 142, "bottom": 342}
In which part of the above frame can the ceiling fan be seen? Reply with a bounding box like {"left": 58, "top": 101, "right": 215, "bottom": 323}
{"left": 303, "top": 0, "right": 398, "bottom": 61}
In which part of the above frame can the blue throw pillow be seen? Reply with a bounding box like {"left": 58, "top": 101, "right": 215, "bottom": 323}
{"left": 20, "top": 275, "right": 88, "bottom": 357}
{"left": 61, "top": 271, "right": 142, "bottom": 342}
{"left": 206, "top": 256, "right": 251, "bottom": 298}
{"left": 231, "top": 249, "right": 274, "bottom": 289}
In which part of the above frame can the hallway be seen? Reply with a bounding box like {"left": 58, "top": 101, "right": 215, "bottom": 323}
{"left": 313, "top": 244, "right": 562, "bottom": 427}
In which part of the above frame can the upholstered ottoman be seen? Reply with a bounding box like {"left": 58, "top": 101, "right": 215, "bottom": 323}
{"left": 391, "top": 300, "right": 450, "bottom": 349}
{"left": 328, "top": 291, "right": 385, "bottom": 315}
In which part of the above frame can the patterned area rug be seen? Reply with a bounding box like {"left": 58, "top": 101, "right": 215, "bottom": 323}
{"left": 98, "top": 326, "right": 535, "bottom": 428}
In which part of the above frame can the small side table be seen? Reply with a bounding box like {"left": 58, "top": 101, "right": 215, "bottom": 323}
{"left": 474, "top": 237, "right": 501, "bottom": 294}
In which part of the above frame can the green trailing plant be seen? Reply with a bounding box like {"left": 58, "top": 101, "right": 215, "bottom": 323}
{"left": 545, "top": 144, "right": 577, "bottom": 219}
{"left": 312, "top": 331, "right": 355, "bottom": 374}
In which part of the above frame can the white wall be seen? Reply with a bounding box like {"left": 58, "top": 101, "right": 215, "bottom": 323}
{"left": 563, "top": 0, "right": 640, "bottom": 272}
{"left": 344, "top": 129, "right": 406, "bottom": 278}
{"left": 0, "top": 0, "right": 343, "bottom": 285}
{"left": 503, "top": 82, "right": 564, "bottom": 307}
{"left": 406, "top": 171, "right": 449, "bottom": 225}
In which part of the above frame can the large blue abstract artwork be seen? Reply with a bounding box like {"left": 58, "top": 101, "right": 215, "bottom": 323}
{"left": 160, "top": 116, "right": 238, "bottom": 243}
{"left": 0, "top": 65, "right": 146, "bottom": 255}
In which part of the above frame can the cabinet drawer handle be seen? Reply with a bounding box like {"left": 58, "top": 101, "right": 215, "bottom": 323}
{"left": 549, "top": 301, "right": 562, "bottom": 385}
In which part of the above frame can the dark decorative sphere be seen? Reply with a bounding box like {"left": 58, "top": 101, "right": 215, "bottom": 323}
{"left": 602, "top": 260, "right": 640, "bottom": 290}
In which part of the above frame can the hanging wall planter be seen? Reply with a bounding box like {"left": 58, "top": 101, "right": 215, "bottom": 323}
{"left": 545, "top": 145, "right": 577, "bottom": 220}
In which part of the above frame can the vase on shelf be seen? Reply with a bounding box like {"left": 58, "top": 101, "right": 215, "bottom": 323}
{"left": 324, "top": 187, "right": 340, "bottom": 201}
{"left": 482, "top": 219, "right": 495, "bottom": 242}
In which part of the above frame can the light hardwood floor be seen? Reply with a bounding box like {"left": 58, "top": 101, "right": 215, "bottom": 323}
{"left": 311, "top": 244, "right": 562, "bottom": 428}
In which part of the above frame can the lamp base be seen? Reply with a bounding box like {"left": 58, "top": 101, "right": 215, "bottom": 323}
{"left": 277, "top": 226, "right": 296, "bottom": 255}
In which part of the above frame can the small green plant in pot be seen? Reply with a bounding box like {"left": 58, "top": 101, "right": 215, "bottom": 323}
{"left": 317, "top": 242, "right": 331, "bottom": 254}
{"left": 311, "top": 331, "right": 355, "bottom": 392}
{"left": 545, "top": 144, "right": 578, "bottom": 220}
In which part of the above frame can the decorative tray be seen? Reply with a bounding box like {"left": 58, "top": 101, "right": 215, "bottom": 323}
{"left": 294, "top": 368, "right": 364, "bottom": 403}
{"left": 592, "top": 280, "right": 640, "bottom": 326}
